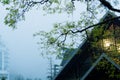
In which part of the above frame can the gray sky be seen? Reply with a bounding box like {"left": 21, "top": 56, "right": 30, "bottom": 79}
{"left": 0, "top": 2, "right": 86, "bottom": 80}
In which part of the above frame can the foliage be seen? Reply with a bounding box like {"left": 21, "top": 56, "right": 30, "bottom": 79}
{"left": 33, "top": 0, "right": 120, "bottom": 57}
{"left": 34, "top": 10, "right": 98, "bottom": 57}
{"left": 96, "top": 59, "right": 120, "bottom": 79}
{"left": 0, "top": 0, "right": 118, "bottom": 28}
{"left": 0, "top": 0, "right": 119, "bottom": 56}
{"left": 1, "top": 77, "right": 6, "bottom": 80}
{"left": 89, "top": 22, "right": 120, "bottom": 78}
{"left": 14, "top": 74, "right": 25, "bottom": 80}
{"left": 0, "top": 1, "right": 120, "bottom": 78}
{"left": 80, "top": 19, "right": 120, "bottom": 80}
{"left": 0, "top": 0, "right": 77, "bottom": 28}
{"left": 90, "top": 23, "right": 120, "bottom": 57}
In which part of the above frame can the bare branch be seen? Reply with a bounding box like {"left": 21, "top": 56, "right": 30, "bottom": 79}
{"left": 99, "top": 0, "right": 120, "bottom": 13}
{"left": 80, "top": 16, "right": 120, "bottom": 32}
{"left": 31, "top": 0, "right": 49, "bottom": 4}
{"left": 86, "top": 1, "right": 97, "bottom": 19}
{"left": 60, "top": 34, "right": 67, "bottom": 46}
{"left": 55, "top": 16, "right": 120, "bottom": 46}
{"left": 20, "top": 0, "right": 50, "bottom": 19}
{"left": 71, "top": 0, "right": 75, "bottom": 7}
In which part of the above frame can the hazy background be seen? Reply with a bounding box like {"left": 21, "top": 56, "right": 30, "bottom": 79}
{"left": 0, "top": 3, "right": 85, "bottom": 80}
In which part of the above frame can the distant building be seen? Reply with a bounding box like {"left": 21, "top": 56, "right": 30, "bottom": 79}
{"left": 0, "top": 41, "right": 9, "bottom": 80}
{"left": 54, "top": 12, "right": 120, "bottom": 80}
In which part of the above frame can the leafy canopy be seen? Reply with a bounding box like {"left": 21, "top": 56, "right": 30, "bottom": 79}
{"left": 0, "top": 0, "right": 120, "bottom": 57}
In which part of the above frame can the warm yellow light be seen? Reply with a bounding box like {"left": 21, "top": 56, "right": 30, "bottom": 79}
{"left": 105, "top": 42, "right": 110, "bottom": 47}
{"left": 117, "top": 45, "right": 120, "bottom": 52}
{"left": 103, "top": 39, "right": 111, "bottom": 48}
{"left": 118, "top": 47, "right": 120, "bottom": 50}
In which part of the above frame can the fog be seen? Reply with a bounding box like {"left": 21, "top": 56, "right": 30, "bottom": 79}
{"left": 0, "top": 2, "right": 85, "bottom": 79}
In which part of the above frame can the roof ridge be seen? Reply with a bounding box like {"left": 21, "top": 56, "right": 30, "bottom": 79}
{"left": 81, "top": 53, "right": 120, "bottom": 80}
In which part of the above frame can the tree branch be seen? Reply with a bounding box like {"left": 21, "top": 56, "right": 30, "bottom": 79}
{"left": 55, "top": 16, "right": 120, "bottom": 46}
{"left": 64, "top": 16, "right": 120, "bottom": 34}
{"left": 80, "top": 16, "right": 120, "bottom": 32}
{"left": 99, "top": 0, "right": 120, "bottom": 13}
{"left": 17, "top": 0, "right": 50, "bottom": 18}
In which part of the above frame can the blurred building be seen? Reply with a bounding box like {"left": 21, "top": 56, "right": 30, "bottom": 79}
{"left": 0, "top": 41, "right": 9, "bottom": 80}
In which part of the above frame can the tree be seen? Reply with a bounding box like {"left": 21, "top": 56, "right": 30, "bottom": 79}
{"left": 1, "top": 0, "right": 120, "bottom": 56}
{"left": 1, "top": 76, "right": 6, "bottom": 80}
{"left": 15, "top": 74, "right": 25, "bottom": 80}
{"left": 0, "top": 0, "right": 119, "bottom": 28}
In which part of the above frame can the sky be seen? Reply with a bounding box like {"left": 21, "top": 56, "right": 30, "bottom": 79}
{"left": 0, "top": 3, "right": 86, "bottom": 79}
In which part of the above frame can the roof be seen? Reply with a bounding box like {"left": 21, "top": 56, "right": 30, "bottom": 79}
{"left": 81, "top": 53, "right": 120, "bottom": 80}
{"left": 60, "top": 48, "right": 76, "bottom": 66}
{"left": 54, "top": 11, "right": 120, "bottom": 80}
{"left": 100, "top": 11, "right": 117, "bottom": 22}
{"left": 100, "top": 11, "right": 120, "bottom": 29}
{"left": 54, "top": 39, "right": 90, "bottom": 80}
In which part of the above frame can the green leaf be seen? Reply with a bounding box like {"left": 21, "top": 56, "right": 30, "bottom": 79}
{"left": 2, "top": 0, "right": 10, "bottom": 4}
